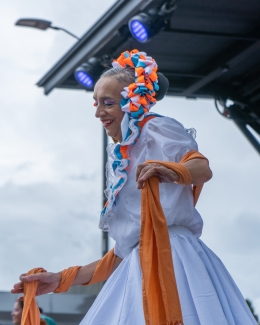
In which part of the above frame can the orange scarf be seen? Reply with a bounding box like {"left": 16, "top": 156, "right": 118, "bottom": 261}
{"left": 140, "top": 150, "right": 206, "bottom": 325}
{"left": 54, "top": 249, "right": 116, "bottom": 293}
{"left": 22, "top": 150, "right": 207, "bottom": 325}
{"left": 21, "top": 268, "right": 46, "bottom": 325}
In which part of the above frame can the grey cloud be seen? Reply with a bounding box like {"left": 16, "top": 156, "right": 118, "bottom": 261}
{"left": 15, "top": 162, "right": 34, "bottom": 171}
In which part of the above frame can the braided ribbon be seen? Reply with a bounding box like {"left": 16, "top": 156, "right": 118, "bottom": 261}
{"left": 99, "top": 50, "right": 161, "bottom": 231}
{"left": 112, "top": 49, "right": 159, "bottom": 119}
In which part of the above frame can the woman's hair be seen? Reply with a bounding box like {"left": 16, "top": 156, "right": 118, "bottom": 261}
{"left": 17, "top": 300, "right": 24, "bottom": 309}
{"left": 15, "top": 300, "right": 47, "bottom": 325}
{"left": 101, "top": 67, "right": 169, "bottom": 101}
{"left": 101, "top": 67, "right": 135, "bottom": 85}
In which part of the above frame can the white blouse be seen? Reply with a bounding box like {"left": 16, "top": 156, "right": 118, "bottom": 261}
{"left": 107, "top": 116, "right": 203, "bottom": 259}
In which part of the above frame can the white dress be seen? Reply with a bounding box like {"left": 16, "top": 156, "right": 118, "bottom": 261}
{"left": 80, "top": 117, "right": 257, "bottom": 325}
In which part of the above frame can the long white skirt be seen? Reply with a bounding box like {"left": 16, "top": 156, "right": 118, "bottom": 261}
{"left": 80, "top": 226, "right": 257, "bottom": 325}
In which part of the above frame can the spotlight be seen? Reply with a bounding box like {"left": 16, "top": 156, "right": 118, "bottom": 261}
{"left": 128, "top": 1, "right": 177, "bottom": 43}
{"left": 75, "top": 65, "right": 94, "bottom": 88}
{"left": 74, "top": 57, "right": 103, "bottom": 89}
{"left": 129, "top": 11, "right": 164, "bottom": 43}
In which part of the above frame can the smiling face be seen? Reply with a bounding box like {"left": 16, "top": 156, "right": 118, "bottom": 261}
{"left": 93, "top": 76, "right": 125, "bottom": 142}
{"left": 11, "top": 301, "right": 23, "bottom": 325}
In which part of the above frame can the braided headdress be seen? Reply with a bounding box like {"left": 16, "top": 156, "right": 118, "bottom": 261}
{"left": 112, "top": 49, "right": 159, "bottom": 119}
{"left": 99, "top": 49, "right": 161, "bottom": 231}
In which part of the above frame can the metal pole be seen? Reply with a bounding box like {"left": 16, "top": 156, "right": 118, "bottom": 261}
{"left": 102, "top": 128, "right": 109, "bottom": 256}
{"left": 49, "top": 25, "right": 80, "bottom": 40}
{"left": 232, "top": 120, "right": 260, "bottom": 155}
{"left": 228, "top": 104, "right": 260, "bottom": 155}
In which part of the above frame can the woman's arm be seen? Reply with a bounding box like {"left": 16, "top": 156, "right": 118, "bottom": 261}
{"left": 182, "top": 158, "right": 212, "bottom": 185}
{"left": 11, "top": 256, "right": 122, "bottom": 296}
{"left": 136, "top": 158, "right": 212, "bottom": 189}
{"left": 72, "top": 256, "right": 122, "bottom": 286}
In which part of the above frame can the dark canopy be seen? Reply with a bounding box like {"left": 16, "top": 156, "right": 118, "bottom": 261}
{"left": 37, "top": 0, "right": 260, "bottom": 153}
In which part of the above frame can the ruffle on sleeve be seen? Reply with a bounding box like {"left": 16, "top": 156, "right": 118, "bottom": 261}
{"left": 143, "top": 116, "right": 198, "bottom": 163}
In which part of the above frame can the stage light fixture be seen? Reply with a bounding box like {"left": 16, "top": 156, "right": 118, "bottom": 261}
{"left": 74, "top": 67, "right": 94, "bottom": 88}
{"left": 74, "top": 57, "right": 103, "bottom": 89}
{"left": 129, "top": 11, "right": 164, "bottom": 43}
{"left": 129, "top": 17, "right": 149, "bottom": 42}
{"left": 128, "top": 1, "right": 177, "bottom": 43}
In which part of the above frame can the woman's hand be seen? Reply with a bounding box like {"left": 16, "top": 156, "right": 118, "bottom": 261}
{"left": 136, "top": 159, "right": 212, "bottom": 189}
{"left": 11, "top": 271, "right": 61, "bottom": 298}
{"left": 136, "top": 163, "right": 179, "bottom": 189}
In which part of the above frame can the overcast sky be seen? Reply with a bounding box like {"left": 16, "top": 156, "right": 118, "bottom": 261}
{"left": 0, "top": 0, "right": 260, "bottom": 316}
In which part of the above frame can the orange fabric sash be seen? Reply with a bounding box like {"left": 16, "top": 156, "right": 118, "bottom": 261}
{"left": 140, "top": 175, "right": 182, "bottom": 325}
{"left": 23, "top": 150, "right": 207, "bottom": 325}
{"left": 21, "top": 268, "right": 46, "bottom": 325}
{"left": 179, "top": 150, "right": 207, "bottom": 205}
{"left": 54, "top": 248, "right": 116, "bottom": 293}
{"left": 54, "top": 266, "right": 81, "bottom": 293}
{"left": 140, "top": 150, "right": 207, "bottom": 325}
{"left": 87, "top": 248, "right": 116, "bottom": 285}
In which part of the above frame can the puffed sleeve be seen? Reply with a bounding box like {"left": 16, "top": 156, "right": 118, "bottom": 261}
{"left": 144, "top": 116, "right": 198, "bottom": 162}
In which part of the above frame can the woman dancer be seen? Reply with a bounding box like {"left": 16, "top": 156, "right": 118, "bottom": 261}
{"left": 11, "top": 50, "right": 257, "bottom": 325}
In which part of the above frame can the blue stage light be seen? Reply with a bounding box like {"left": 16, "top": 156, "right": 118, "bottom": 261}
{"left": 129, "top": 20, "right": 148, "bottom": 43}
{"left": 128, "top": 2, "right": 177, "bottom": 43}
{"left": 74, "top": 58, "right": 104, "bottom": 89}
{"left": 75, "top": 70, "right": 93, "bottom": 88}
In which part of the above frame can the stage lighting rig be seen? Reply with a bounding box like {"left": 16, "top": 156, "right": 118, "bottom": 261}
{"left": 74, "top": 57, "right": 104, "bottom": 89}
{"left": 128, "top": 0, "right": 177, "bottom": 43}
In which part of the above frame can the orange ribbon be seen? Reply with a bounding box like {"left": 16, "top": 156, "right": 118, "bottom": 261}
{"left": 54, "top": 249, "right": 116, "bottom": 293}
{"left": 53, "top": 266, "right": 81, "bottom": 293}
{"left": 140, "top": 150, "right": 207, "bottom": 325}
{"left": 21, "top": 268, "right": 46, "bottom": 325}
{"left": 87, "top": 249, "right": 116, "bottom": 285}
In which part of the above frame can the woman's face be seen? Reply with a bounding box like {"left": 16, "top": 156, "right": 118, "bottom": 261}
{"left": 93, "top": 76, "right": 125, "bottom": 142}
{"left": 11, "top": 301, "right": 22, "bottom": 325}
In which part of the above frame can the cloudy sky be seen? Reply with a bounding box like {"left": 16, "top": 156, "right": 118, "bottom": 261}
{"left": 0, "top": 0, "right": 260, "bottom": 316}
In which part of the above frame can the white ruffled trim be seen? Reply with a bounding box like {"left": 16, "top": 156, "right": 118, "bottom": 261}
{"left": 99, "top": 113, "right": 155, "bottom": 231}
